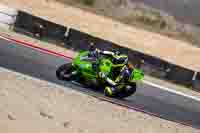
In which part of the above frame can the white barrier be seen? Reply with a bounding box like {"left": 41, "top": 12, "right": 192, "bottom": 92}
{"left": 0, "top": 13, "right": 15, "bottom": 25}
{"left": 0, "top": 4, "right": 18, "bottom": 27}
{"left": 0, "top": 4, "right": 18, "bottom": 16}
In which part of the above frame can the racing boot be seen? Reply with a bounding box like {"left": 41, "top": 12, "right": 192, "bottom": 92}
{"left": 104, "top": 86, "right": 117, "bottom": 97}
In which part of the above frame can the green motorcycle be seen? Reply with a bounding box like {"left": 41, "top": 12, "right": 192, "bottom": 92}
{"left": 56, "top": 50, "right": 144, "bottom": 99}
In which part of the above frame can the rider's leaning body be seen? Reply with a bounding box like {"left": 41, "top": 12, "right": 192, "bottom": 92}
{"left": 81, "top": 43, "right": 132, "bottom": 92}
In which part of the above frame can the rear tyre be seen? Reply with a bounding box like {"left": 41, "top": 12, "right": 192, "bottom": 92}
{"left": 56, "top": 63, "right": 73, "bottom": 81}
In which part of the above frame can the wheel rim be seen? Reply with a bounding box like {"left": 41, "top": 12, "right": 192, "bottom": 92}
{"left": 60, "top": 70, "right": 71, "bottom": 78}
{"left": 126, "top": 85, "right": 132, "bottom": 90}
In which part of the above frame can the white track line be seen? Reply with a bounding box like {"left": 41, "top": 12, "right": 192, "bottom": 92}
{"left": 143, "top": 80, "right": 200, "bottom": 102}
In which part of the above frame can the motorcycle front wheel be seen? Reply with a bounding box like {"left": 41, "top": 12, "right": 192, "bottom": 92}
{"left": 117, "top": 83, "right": 137, "bottom": 99}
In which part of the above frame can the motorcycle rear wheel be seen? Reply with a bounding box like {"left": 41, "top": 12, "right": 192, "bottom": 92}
{"left": 56, "top": 63, "right": 73, "bottom": 81}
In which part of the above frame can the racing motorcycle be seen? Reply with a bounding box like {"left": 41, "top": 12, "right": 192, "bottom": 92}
{"left": 56, "top": 50, "right": 144, "bottom": 99}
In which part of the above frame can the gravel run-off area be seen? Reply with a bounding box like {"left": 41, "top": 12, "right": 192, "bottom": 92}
{"left": 0, "top": 67, "right": 199, "bottom": 133}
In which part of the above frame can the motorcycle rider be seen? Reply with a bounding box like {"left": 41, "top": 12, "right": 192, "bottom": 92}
{"left": 88, "top": 42, "right": 99, "bottom": 58}
{"left": 102, "top": 63, "right": 134, "bottom": 96}
{"left": 80, "top": 42, "right": 100, "bottom": 61}
{"left": 86, "top": 42, "right": 132, "bottom": 96}
{"left": 88, "top": 42, "right": 128, "bottom": 66}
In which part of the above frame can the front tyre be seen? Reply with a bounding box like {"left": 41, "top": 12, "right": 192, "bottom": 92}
{"left": 56, "top": 63, "right": 73, "bottom": 81}
{"left": 118, "top": 83, "right": 137, "bottom": 99}
{"left": 125, "top": 83, "right": 136, "bottom": 96}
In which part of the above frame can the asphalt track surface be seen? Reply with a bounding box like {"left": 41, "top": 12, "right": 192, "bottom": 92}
{"left": 0, "top": 38, "right": 200, "bottom": 129}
